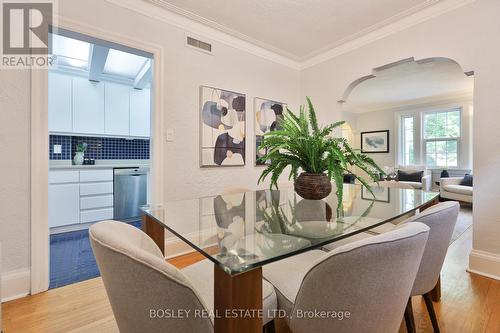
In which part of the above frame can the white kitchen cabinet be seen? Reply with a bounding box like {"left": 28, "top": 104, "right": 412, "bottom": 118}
{"left": 48, "top": 72, "right": 73, "bottom": 133}
{"left": 72, "top": 77, "right": 105, "bottom": 135}
{"left": 79, "top": 169, "right": 113, "bottom": 182}
{"left": 105, "top": 82, "right": 130, "bottom": 136}
{"left": 130, "top": 88, "right": 150, "bottom": 137}
{"left": 80, "top": 195, "right": 114, "bottom": 210}
{"left": 80, "top": 208, "right": 114, "bottom": 224}
{"left": 49, "top": 183, "right": 80, "bottom": 228}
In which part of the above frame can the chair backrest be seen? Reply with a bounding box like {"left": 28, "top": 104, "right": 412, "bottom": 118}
{"left": 290, "top": 222, "right": 429, "bottom": 333}
{"left": 89, "top": 221, "right": 213, "bottom": 333}
{"left": 403, "top": 201, "right": 459, "bottom": 295}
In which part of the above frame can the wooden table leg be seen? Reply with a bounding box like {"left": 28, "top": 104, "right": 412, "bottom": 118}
{"left": 430, "top": 276, "right": 441, "bottom": 302}
{"left": 214, "top": 265, "right": 263, "bottom": 333}
{"left": 142, "top": 214, "right": 165, "bottom": 255}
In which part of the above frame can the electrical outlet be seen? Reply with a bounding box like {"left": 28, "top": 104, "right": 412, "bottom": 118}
{"left": 54, "top": 144, "right": 62, "bottom": 154}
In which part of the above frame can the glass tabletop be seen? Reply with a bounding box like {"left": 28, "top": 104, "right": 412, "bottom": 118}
{"left": 141, "top": 184, "right": 439, "bottom": 275}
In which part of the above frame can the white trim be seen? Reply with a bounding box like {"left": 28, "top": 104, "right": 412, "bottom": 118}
{"left": 468, "top": 249, "right": 500, "bottom": 281}
{"left": 30, "top": 68, "right": 50, "bottom": 294}
{"left": 30, "top": 15, "right": 166, "bottom": 294}
{"left": 2, "top": 269, "right": 31, "bottom": 302}
{"left": 105, "top": 0, "right": 301, "bottom": 70}
{"left": 301, "top": 0, "right": 477, "bottom": 69}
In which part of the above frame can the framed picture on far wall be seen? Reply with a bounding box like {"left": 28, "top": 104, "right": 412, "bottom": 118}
{"left": 200, "top": 86, "right": 246, "bottom": 167}
{"left": 361, "top": 130, "right": 389, "bottom": 153}
{"left": 255, "top": 97, "right": 286, "bottom": 165}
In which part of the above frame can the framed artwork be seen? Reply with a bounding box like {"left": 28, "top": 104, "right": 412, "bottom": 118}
{"left": 200, "top": 86, "right": 246, "bottom": 167}
{"left": 254, "top": 97, "right": 286, "bottom": 165}
{"left": 361, "top": 130, "right": 389, "bottom": 153}
{"left": 361, "top": 186, "right": 390, "bottom": 203}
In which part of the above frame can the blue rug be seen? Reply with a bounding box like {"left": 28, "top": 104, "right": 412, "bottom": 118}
{"left": 49, "top": 220, "right": 142, "bottom": 289}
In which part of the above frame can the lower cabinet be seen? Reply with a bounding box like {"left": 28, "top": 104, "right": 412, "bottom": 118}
{"left": 49, "top": 183, "right": 80, "bottom": 228}
{"left": 49, "top": 169, "right": 115, "bottom": 230}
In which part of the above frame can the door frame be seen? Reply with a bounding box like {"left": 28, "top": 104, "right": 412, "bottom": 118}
{"left": 30, "top": 16, "right": 166, "bottom": 294}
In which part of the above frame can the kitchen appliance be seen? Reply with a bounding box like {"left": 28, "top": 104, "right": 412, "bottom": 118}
{"left": 113, "top": 167, "right": 148, "bottom": 222}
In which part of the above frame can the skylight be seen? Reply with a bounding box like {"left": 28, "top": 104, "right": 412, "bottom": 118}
{"left": 103, "top": 49, "right": 149, "bottom": 79}
{"left": 51, "top": 33, "right": 90, "bottom": 69}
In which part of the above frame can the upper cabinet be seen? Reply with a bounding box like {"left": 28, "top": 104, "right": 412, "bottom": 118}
{"left": 48, "top": 72, "right": 73, "bottom": 133}
{"left": 130, "top": 88, "right": 151, "bottom": 137}
{"left": 105, "top": 83, "right": 130, "bottom": 136}
{"left": 72, "top": 77, "right": 105, "bottom": 135}
{"left": 48, "top": 72, "right": 150, "bottom": 138}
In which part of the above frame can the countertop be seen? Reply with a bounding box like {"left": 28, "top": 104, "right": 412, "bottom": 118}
{"left": 49, "top": 160, "right": 150, "bottom": 170}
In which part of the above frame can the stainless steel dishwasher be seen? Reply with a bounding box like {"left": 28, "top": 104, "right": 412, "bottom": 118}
{"left": 113, "top": 167, "right": 148, "bottom": 222}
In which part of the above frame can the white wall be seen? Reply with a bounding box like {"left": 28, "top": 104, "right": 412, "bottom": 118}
{"left": 301, "top": 0, "right": 500, "bottom": 279}
{"left": 0, "top": 0, "right": 300, "bottom": 298}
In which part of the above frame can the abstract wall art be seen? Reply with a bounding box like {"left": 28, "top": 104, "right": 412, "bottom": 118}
{"left": 200, "top": 86, "right": 246, "bottom": 167}
{"left": 254, "top": 98, "right": 286, "bottom": 165}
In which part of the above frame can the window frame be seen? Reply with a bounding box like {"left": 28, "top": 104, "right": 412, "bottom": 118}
{"left": 422, "top": 108, "right": 462, "bottom": 169}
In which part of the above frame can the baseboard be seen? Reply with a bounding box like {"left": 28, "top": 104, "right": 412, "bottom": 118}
{"left": 468, "top": 249, "right": 500, "bottom": 281}
{"left": 1, "top": 268, "right": 31, "bottom": 302}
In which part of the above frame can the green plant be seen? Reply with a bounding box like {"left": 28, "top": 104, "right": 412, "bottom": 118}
{"left": 76, "top": 143, "right": 87, "bottom": 153}
{"left": 257, "top": 97, "right": 383, "bottom": 211}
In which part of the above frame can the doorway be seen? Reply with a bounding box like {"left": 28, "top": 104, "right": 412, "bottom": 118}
{"left": 47, "top": 28, "right": 154, "bottom": 289}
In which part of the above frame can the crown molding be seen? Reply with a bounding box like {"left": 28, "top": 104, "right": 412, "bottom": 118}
{"left": 300, "top": 0, "right": 477, "bottom": 69}
{"left": 105, "top": 0, "right": 475, "bottom": 71}
{"left": 105, "top": 0, "right": 301, "bottom": 70}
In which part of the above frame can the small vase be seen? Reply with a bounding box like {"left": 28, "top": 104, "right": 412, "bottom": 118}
{"left": 294, "top": 172, "right": 332, "bottom": 200}
{"left": 73, "top": 152, "right": 84, "bottom": 165}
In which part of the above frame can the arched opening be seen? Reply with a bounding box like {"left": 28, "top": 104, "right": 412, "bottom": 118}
{"left": 340, "top": 56, "right": 473, "bottom": 224}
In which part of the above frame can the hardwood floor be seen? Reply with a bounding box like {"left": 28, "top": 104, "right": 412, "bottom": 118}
{"left": 3, "top": 227, "right": 499, "bottom": 333}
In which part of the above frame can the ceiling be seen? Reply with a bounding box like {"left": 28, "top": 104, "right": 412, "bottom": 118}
{"left": 150, "top": 0, "right": 441, "bottom": 60}
{"left": 343, "top": 58, "right": 474, "bottom": 113}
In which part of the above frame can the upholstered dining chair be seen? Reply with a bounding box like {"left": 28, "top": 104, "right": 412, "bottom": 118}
{"left": 263, "top": 222, "right": 430, "bottom": 333}
{"left": 90, "top": 220, "right": 277, "bottom": 333}
{"left": 401, "top": 201, "right": 460, "bottom": 333}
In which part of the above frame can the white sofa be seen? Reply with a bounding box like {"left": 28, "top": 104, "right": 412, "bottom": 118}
{"left": 396, "top": 165, "right": 432, "bottom": 191}
{"left": 440, "top": 177, "right": 473, "bottom": 203}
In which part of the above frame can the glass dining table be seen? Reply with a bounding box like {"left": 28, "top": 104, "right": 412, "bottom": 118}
{"left": 141, "top": 184, "right": 439, "bottom": 332}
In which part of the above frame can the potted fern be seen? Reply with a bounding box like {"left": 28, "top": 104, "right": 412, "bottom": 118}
{"left": 258, "top": 97, "right": 382, "bottom": 212}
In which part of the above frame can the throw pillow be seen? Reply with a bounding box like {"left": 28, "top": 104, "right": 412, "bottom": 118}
{"left": 460, "top": 174, "right": 473, "bottom": 187}
{"left": 397, "top": 170, "right": 424, "bottom": 182}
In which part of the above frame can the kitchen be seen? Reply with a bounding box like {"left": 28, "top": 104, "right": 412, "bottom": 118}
{"left": 47, "top": 30, "right": 153, "bottom": 288}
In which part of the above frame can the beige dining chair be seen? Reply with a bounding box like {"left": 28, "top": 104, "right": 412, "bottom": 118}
{"left": 401, "top": 201, "right": 459, "bottom": 333}
{"left": 90, "top": 220, "right": 277, "bottom": 333}
{"left": 263, "top": 222, "right": 430, "bottom": 333}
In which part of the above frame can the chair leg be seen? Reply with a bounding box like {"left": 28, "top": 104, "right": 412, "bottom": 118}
{"left": 263, "top": 319, "right": 276, "bottom": 333}
{"left": 423, "top": 292, "right": 441, "bottom": 333}
{"left": 404, "top": 297, "right": 416, "bottom": 333}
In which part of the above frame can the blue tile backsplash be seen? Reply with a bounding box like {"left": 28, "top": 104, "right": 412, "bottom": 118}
{"left": 49, "top": 135, "right": 150, "bottom": 160}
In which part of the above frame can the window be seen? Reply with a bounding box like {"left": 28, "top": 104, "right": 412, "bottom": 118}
{"left": 423, "top": 109, "right": 460, "bottom": 168}
{"left": 398, "top": 107, "right": 462, "bottom": 168}
{"left": 401, "top": 116, "right": 415, "bottom": 165}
